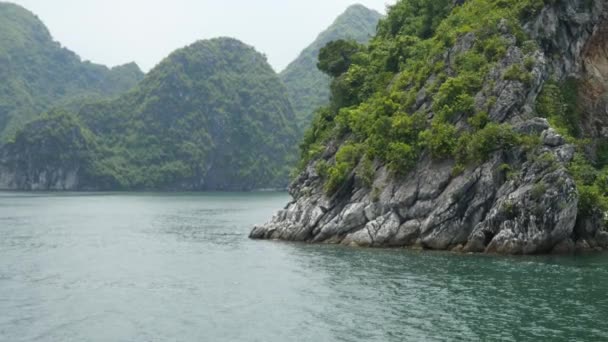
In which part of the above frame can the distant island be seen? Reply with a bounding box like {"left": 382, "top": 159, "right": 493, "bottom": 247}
{"left": 0, "top": 3, "right": 382, "bottom": 191}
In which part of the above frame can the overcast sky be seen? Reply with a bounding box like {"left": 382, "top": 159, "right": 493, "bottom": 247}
{"left": 10, "top": 0, "right": 395, "bottom": 72}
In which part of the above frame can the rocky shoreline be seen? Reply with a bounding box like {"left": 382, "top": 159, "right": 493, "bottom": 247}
{"left": 251, "top": 120, "right": 608, "bottom": 254}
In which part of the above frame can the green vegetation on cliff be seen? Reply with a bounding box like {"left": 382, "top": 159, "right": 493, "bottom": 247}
{"left": 280, "top": 4, "right": 382, "bottom": 134}
{"left": 5, "top": 109, "right": 96, "bottom": 173}
{"left": 299, "top": 0, "right": 608, "bottom": 224}
{"left": 536, "top": 78, "right": 608, "bottom": 217}
{"left": 4, "top": 38, "right": 297, "bottom": 190}
{"left": 0, "top": 2, "right": 144, "bottom": 140}
{"left": 298, "top": 0, "right": 564, "bottom": 192}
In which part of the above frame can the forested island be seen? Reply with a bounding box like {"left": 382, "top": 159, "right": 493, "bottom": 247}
{"left": 1, "top": 38, "right": 298, "bottom": 190}
{"left": 251, "top": 0, "right": 608, "bottom": 255}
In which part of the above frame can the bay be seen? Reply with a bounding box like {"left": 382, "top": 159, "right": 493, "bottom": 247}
{"left": 0, "top": 192, "right": 606, "bottom": 341}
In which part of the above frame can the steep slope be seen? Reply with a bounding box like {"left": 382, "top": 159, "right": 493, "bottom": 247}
{"left": 280, "top": 4, "right": 382, "bottom": 133}
{"left": 251, "top": 0, "right": 608, "bottom": 254}
{"left": 0, "top": 38, "right": 298, "bottom": 191}
{"left": 0, "top": 2, "right": 144, "bottom": 139}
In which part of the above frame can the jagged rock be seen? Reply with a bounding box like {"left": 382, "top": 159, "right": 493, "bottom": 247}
{"left": 395, "top": 220, "right": 421, "bottom": 246}
{"left": 341, "top": 212, "right": 421, "bottom": 247}
{"left": 542, "top": 129, "right": 565, "bottom": 147}
{"left": 451, "top": 244, "right": 465, "bottom": 253}
{"left": 488, "top": 47, "right": 528, "bottom": 123}
{"left": 466, "top": 155, "right": 578, "bottom": 254}
{"left": 575, "top": 239, "right": 592, "bottom": 253}
{"left": 554, "top": 145, "right": 575, "bottom": 163}
{"left": 575, "top": 209, "right": 605, "bottom": 239}
{"left": 596, "top": 231, "right": 608, "bottom": 248}
{"left": 514, "top": 118, "right": 550, "bottom": 135}
{"left": 552, "top": 239, "right": 575, "bottom": 254}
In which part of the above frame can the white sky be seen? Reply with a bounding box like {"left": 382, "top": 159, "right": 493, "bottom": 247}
{"left": 9, "top": 0, "right": 395, "bottom": 72}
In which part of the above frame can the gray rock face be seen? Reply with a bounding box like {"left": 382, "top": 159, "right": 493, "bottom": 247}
{"left": 0, "top": 166, "right": 80, "bottom": 191}
{"left": 252, "top": 130, "right": 579, "bottom": 254}
{"left": 0, "top": 147, "right": 82, "bottom": 191}
{"left": 251, "top": 1, "right": 608, "bottom": 254}
{"left": 0, "top": 129, "right": 85, "bottom": 191}
{"left": 465, "top": 155, "right": 578, "bottom": 254}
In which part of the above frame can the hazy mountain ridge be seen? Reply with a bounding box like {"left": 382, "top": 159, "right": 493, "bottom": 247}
{"left": 0, "top": 2, "right": 144, "bottom": 139}
{"left": 280, "top": 4, "right": 383, "bottom": 134}
{"left": 0, "top": 38, "right": 298, "bottom": 191}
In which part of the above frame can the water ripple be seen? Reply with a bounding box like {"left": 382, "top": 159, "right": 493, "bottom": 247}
{"left": 0, "top": 193, "right": 607, "bottom": 341}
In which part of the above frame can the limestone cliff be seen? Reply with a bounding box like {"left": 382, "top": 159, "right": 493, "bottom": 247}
{"left": 251, "top": 0, "right": 608, "bottom": 254}
{"left": 0, "top": 111, "right": 94, "bottom": 190}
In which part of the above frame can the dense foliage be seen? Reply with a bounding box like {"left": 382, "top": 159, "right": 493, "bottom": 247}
{"left": 299, "top": 0, "right": 556, "bottom": 195}
{"left": 280, "top": 4, "right": 382, "bottom": 134}
{"left": 4, "top": 38, "right": 298, "bottom": 190}
{"left": 317, "top": 40, "right": 363, "bottom": 78}
{"left": 0, "top": 3, "right": 144, "bottom": 140}
{"left": 6, "top": 109, "right": 96, "bottom": 168}
{"left": 536, "top": 78, "right": 608, "bottom": 216}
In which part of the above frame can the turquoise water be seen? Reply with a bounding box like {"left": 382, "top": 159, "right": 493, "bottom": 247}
{"left": 0, "top": 192, "right": 607, "bottom": 341}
